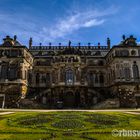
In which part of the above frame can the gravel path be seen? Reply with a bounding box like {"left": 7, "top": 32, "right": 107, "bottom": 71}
{"left": 0, "top": 109, "right": 140, "bottom": 112}
{"left": 125, "top": 111, "right": 140, "bottom": 115}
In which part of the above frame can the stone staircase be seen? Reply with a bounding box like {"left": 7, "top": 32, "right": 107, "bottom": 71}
{"left": 93, "top": 98, "right": 120, "bottom": 109}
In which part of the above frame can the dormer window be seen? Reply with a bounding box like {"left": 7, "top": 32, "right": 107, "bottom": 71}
{"left": 131, "top": 50, "right": 136, "bottom": 56}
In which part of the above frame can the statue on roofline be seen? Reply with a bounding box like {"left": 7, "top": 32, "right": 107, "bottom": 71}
{"left": 68, "top": 40, "right": 71, "bottom": 47}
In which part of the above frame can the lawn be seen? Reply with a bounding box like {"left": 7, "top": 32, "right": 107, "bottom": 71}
{"left": 0, "top": 111, "right": 140, "bottom": 140}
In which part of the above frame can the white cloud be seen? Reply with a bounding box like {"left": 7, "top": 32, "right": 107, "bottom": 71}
{"left": 40, "top": 7, "right": 117, "bottom": 42}
{"left": 83, "top": 19, "right": 105, "bottom": 27}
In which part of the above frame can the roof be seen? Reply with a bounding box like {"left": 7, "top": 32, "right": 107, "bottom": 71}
{"left": 0, "top": 35, "right": 22, "bottom": 47}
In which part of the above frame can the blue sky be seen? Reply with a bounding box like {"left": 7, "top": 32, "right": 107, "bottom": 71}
{"left": 0, "top": 0, "right": 140, "bottom": 46}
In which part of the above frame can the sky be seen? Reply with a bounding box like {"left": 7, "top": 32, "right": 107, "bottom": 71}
{"left": 0, "top": 0, "right": 140, "bottom": 47}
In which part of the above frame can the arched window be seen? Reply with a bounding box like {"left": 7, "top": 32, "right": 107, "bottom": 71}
{"left": 60, "top": 68, "right": 64, "bottom": 82}
{"left": 120, "top": 68, "right": 124, "bottom": 79}
{"left": 41, "top": 75, "right": 46, "bottom": 83}
{"left": 116, "top": 64, "right": 120, "bottom": 78}
{"left": 9, "top": 66, "right": 17, "bottom": 80}
{"left": 24, "top": 70, "right": 27, "bottom": 79}
{"left": 46, "top": 73, "right": 50, "bottom": 84}
{"left": 112, "top": 70, "right": 115, "bottom": 80}
{"left": 88, "top": 72, "right": 94, "bottom": 85}
{"left": 124, "top": 67, "right": 131, "bottom": 80}
{"left": 95, "top": 74, "right": 98, "bottom": 83}
{"left": 36, "top": 73, "right": 40, "bottom": 84}
{"left": 65, "top": 69, "right": 74, "bottom": 85}
{"left": 28, "top": 72, "right": 32, "bottom": 83}
{"left": 1, "top": 64, "right": 8, "bottom": 79}
{"left": 133, "top": 62, "right": 139, "bottom": 79}
{"left": 99, "top": 74, "right": 104, "bottom": 83}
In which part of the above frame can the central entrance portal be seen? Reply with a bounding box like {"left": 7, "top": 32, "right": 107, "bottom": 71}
{"left": 63, "top": 92, "right": 75, "bottom": 108}
{"left": 62, "top": 91, "right": 81, "bottom": 108}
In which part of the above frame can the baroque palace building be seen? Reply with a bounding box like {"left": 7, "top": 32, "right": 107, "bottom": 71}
{"left": 0, "top": 35, "right": 140, "bottom": 108}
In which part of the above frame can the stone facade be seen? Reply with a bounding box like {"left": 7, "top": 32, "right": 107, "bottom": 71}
{"left": 0, "top": 35, "right": 140, "bottom": 108}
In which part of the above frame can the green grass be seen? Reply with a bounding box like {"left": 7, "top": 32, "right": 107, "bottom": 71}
{"left": 0, "top": 111, "right": 140, "bottom": 140}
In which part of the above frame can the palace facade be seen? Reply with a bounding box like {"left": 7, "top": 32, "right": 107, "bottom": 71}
{"left": 0, "top": 35, "right": 140, "bottom": 108}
